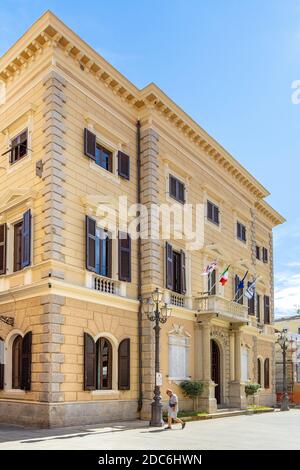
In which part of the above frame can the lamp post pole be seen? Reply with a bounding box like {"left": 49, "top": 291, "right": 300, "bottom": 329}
{"left": 277, "top": 328, "right": 291, "bottom": 412}
{"left": 151, "top": 304, "right": 163, "bottom": 427}
{"left": 144, "top": 288, "right": 172, "bottom": 427}
{"left": 281, "top": 343, "right": 289, "bottom": 411}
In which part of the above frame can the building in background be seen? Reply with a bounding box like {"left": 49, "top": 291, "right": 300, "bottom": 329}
{"left": 275, "top": 315, "right": 300, "bottom": 405}
{"left": 0, "top": 11, "right": 285, "bottom": 426}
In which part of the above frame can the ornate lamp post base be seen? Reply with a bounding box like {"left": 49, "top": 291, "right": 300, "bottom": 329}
{"left": 150, "top": 400, "right": 164, "bottom": 427}
{"left": 280, "top": 392, "right": 290, "bottom": 412}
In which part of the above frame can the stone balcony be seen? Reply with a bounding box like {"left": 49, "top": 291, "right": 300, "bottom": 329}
{"left": 195, "top": 294, "right": 249, "bottom": 323}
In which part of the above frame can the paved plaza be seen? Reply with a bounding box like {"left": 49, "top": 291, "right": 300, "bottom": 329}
{"left": 0, "top": 410, "right": 299, "bottom": 450}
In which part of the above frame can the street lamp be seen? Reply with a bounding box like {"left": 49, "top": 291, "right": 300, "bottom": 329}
{"left": 277, "top": 328, "right": 294, "bottom": 411}
{"left": 143, "top": 288, "right": 172, "bottom": 427}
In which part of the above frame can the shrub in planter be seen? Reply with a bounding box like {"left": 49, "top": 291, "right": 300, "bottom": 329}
{"left": 245, "top": 382, "right": 261, "bottom": 405}
{"left": 180, "top": 380, "right": 204, "bottom": 411}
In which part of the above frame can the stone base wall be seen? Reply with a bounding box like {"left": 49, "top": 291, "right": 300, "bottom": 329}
{"left": 0, "top": 399, "right": 138, "bottom": 428}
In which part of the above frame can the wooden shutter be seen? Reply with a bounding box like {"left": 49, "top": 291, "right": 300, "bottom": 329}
{"left": 263, "top": 248, "right": 268, "bottom": 263}
{"left": 84, "top": 128, "right": 96, "bottom": 160}
{"left": 118, "top": 151, "right": 130, "bottom": 180}
{"left": 21, "top": 209, "right": 31, "bottom": 268}
{"left": 264, "top": 358, "right": 270, "bottom": 388}
{"left": 264, "top": 295, "right": 270, "bottom": 324}
{"left": 242, "top": 225, "right": 246, "bottom": 242}
{"left": 86, "top": 216, "right": 97, "bottom": 272}
{"left": 208, "top": 269, "right": 216, "bottom": 295}
{"left": 169, "top": 176, "right": 177, "bottom": 198}
{"left": 178, "top": 181, "right": 185, "bottom": 203}
{"left": 214, "top": 205, "right": 219, "bottom": 225}
{"left": 180, "top": 250, "right": 186, "bottom": 294}
{"left": 257, "top": 358, "right": 261, "bottom": 386}
{"left": 118, "top": 338, "right": 130, "bottom": 390}
{"left": 166, "top": 242, "right": 173, "bottom": 290}
{"left": 256, "top": 294, "right": 261, "bottom": 321}
{"left": 207, "top": 201, "right": 213, "bottom": 221}
{"left": 21, "top": 331, "right": 32, "bottom": 391}
{"left": 118, "top": 232, "right": 131, "bottom": 282}
{"left": 84, "top": 333, "right": 96, "bottom": 390}
{"left": 0, "top": 224, "right": 7, "bottom": 275}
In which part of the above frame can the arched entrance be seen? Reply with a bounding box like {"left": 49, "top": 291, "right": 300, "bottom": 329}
{"left": 211, "top": 339, "right": 221, "bottom": 404}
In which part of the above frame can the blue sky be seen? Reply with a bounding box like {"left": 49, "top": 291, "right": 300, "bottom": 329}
{"left": 1, "top": 0, "right": 299, "bottom": 316}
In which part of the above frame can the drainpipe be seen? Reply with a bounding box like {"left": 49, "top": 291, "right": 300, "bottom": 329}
{"left": 136, "top": 120, "right": 143, "bottom": 413}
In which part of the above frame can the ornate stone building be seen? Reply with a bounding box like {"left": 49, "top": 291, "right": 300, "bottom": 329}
{"left": 0, "top": 11, "right": 284, "bottom": 426}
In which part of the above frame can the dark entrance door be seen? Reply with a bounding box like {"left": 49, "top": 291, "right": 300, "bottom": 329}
{"left": 211, "top": 339, "right": 221, "bottom": 404}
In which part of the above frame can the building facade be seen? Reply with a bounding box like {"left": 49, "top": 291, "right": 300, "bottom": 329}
{"left": 275, "top": 315, "right": 300, "bottom": 404}
{"left": 0, "top": 11, "right": 285, "bottom": 427}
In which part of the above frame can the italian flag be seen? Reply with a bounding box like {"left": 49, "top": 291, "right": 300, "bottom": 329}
{"left": 219, "top": 266, "right": 230, "bottom": 286}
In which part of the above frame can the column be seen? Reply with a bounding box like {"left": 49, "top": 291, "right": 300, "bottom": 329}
{"left": 235, "top": 328, "right": 242, "bottom": 381}
{"left": 229, "top": 330, "right": 235, "bottom": 381}
{"left": 202, "top": 323, "right": 211, "bottom": 381}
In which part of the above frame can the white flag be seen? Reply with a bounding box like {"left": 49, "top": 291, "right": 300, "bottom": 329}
{"left": 201, "top": 261, "right": 218, "bottom": 276}
{"left": 244, "top": 279, "right": 257, "bottom": 300}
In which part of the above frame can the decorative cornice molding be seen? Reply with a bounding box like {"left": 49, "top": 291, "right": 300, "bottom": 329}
{"left": 0, "top": 11, "right": 284, "bottom": 221}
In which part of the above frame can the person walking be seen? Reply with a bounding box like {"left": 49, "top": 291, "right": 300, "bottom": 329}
{"left": 165, "top": 388, "right": 186, "bottom": 430}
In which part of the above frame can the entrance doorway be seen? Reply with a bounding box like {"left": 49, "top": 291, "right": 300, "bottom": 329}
{"left": 211, "top": 339, "right": 221, "bottom": 404}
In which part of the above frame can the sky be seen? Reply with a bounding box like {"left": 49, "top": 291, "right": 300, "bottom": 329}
{"left": 0, "top": 0, "right": 299, "bottom": 317}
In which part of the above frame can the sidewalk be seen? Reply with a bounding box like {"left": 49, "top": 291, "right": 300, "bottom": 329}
{"left": 0, "top": 410, "right": 300, "bottom": 450}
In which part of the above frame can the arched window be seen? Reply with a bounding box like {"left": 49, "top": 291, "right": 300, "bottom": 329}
{"left": 257, "top": 358, "right": 262, "bottom": 386}
{"left": 96, "top": 337, "right": 112, "bottom": 390}
{"left": 264, "top": 358, "right": 270, "bottom": 389}
{"left": 0, "top": 338, "right": 4, "bottom": 390}
{"left": 12, "top": 335, "right": 22, "bottom": 389}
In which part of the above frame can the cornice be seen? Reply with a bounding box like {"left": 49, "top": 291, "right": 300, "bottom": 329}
{"left": 255, "top": 200, "right": 286, "bottom": 227}
{"left": 0, "top": 10, "right": 284, "bottom": 219}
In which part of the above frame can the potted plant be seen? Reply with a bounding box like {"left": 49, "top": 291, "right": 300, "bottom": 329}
{"left": 245, "top": 382, "right": 261, "bottom": 406}
{"left": 180, "top": 380, "right": 204, "bottom": 411}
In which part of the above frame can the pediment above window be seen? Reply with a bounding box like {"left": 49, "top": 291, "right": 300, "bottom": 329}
{"left": 0, "top": 188, "right": 37, "bottom": 214}
{"left": 169, "top": 323, "right": 191, "bottom": 338}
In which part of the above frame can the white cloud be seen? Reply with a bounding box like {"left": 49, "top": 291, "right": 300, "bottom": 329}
{"left": 275, "top": 272, "right": 300, "bottom": 317}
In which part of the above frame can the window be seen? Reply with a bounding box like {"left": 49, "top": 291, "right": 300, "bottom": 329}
{"left": 95, "top": 143, "right": 113, "bottom": 172}
{"left": 256, "top": 245, "right": 261, "bottom": 260}
{"left": 11, "top": 332, "right": 32, "bottom": 391}
{"left": 84, "top": 128, "right": 130, "bottom": 179}
{"left": 169, "top": 175, "right": 185, "bottom": 203}
{"left": 257, "top": 358, "right": 262, "bottom": 386}
{"left": 10, "top": 130, "right": 28, "bottom": 165}
{"left": 165, "top": 242, "right": 186, "bottom": 294}
{"left": 256, "top": 294, "right": 261, "bottom": 321}
{"left": 84, "top": 333, "right": 131, "bottom": 391}
{"left": 208, "top": 269, "right": 216, "bottom": 295}
{"left": 241, "top": 347, "right": 249, "bottom": 382}
{"left": 262, "top": 247, "right": 268, "bottom": 264}
{"left": 14, "top": 221, "right": 23, "bottom": 272}
{"left": 86, "top": 216, "right": 112, "bottom": 278}
{"left": 0, "top": 210, "right": 31, "bottom": 276}
{"left": 264, "top": 295, "right": 270, "bottom": 324}
{"left": 237, "top": 222, "right": 246, "bottom": 242}
{"left": 207, "top": 200, "right": 220, "bottom": 225}
{"left": 12, "top": 335, "right": 22, "bottom": 389}
{"left": 173, "top": 251, "right": 181, "bottom": 294}
{"left": 96, "top": 337, "right": 112, "bottom": 390}
{"left": 0, "top": 338, "right": 4, "bottom": 390}
{"left": 168, "top": 334, "right": 189, "bottom": 379}
{"left": 264, "top": 358, "right": 270, "bottom": 388}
